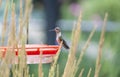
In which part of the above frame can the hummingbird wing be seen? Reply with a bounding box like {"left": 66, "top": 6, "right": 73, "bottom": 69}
{"left": 59, "top": 36, "right": 70, "bottom": 49}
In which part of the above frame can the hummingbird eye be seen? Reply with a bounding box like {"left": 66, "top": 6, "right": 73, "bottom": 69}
{"left": 56, "top": 29, "right": 59, "bottom": 30}
{"left": 55, "top": 27, "right": 60, "bottom": 31}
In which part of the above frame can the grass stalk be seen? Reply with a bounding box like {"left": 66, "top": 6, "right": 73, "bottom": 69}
{"left": 72, "top": 25, "right": 96, "bottom": 77}
{"left": 0, "top": 0, "right": 2, "bottom": 6}
{"left": 8, "top": 2, "right": 16, "bottom": 46}
{"left": 18, "top": 0, "right": 23, "bottom": 43}
{"left": 56, "top": 64, "right": 59, "bottom": 77}
{"left": 24, "top": 0, "right": 32, "bottom": 44}
{"left": 0, "top": 1, "right": 17, "bottom": 77}
{"left": 38, "top": 51, "right": 43, "bottom": 77}
{"left": 62, "top": 11, "right": 82, "bottom": 77}
{"left": 87, "top": 68, "right": 92, "bottom": 77}
{"left": 48, "top": 42, "right": 62, "bottom": 77}
{"left": 94, "top": 13, "right": 108, "bottom": 77}
{"left": 0, "top": 0, "right": 32, "bottom": 77}
{"left": 78, "top": 68, "right": 84, "bottom": 77}
{"left": 1, "top": 0, "right": 9, "bottom": 46}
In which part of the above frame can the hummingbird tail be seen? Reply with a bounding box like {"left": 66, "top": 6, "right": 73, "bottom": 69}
{"left": 63, "top": 40, "right": 70, "bottom": 49}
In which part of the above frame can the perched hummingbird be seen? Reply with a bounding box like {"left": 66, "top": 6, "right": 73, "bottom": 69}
{"left": 49, "top": 27, "right": 70, "bottom": 49}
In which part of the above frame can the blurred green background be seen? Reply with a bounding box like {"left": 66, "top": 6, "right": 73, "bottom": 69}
{"left": 0, "top": 0, "right": 120, "bottom": 77}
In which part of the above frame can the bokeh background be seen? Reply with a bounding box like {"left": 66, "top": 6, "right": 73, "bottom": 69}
{"left": 0, "top": 0, "right": 120, "bottom": 77}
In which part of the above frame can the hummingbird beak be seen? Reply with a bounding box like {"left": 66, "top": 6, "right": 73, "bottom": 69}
{"left": 49, "top": 29, "right": 55, "bottom": 31}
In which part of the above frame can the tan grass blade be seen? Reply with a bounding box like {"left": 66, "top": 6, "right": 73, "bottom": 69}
{"left": 24, "top": 0, "right": 32, "bottom": 44}
{"left": 0, "top": 2, "right": 16, "bottom": 77}
{"left": 0, "top": 0, "right": 32, "bottom": 77}
{"left": 38, "top": 51, "right": 43, "bottom": 77}
{"left": 18, "top": 0, "right": 23, "bottom": 43}
{"left": 0, "top": 0, "right": 2, "bottom": 7}
{"left": 18, "top": 0, "right": 32, "bottom": 44}
{"left": 62, "top": 11, "right": 82, "bottom": 77}
{"left": 32, "top": 74, "right": 34, "bottom": 77}
{"left": 48, "top": 42, "right": 62, "bottom": 77}
{"left": 78, "top": 68, "right": 84, "bottom": 77}
{"left": 69, "top": 59, "right": 77, "bottom": 77}
{"left": 94, "top": 13, "right": 108, "bottom": 77}
{"left": 1, "top": 0, "right": 9, "bottom": 45}
{"left": 4, "top": 1, "right": 16, "bottom": 65}
{"left": 20, "top": 0, "right": 23, "bottom": 18}
{"left": 8, "top": 2, "right": 16, "bottom": 46}
{"left": 87, "top": 68, "right": 92, "bottom": 77}
{"left": 56, "top": 64, "right": 59, "bottom": 77}
{"left": 72, "top": 25, "right": 96, "bottom": 77}
{"left": 0, "top": 61, "right": 10, "bottom": 77}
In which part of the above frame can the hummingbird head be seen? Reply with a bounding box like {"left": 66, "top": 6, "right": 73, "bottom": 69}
{"left": 49, "top": 27, "right": 61, "bottom": 33}
{"left": 54, "top": 27, "right": 61, "bottom": 33}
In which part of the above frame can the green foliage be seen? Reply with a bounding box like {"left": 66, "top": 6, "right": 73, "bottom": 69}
{"left": 61, "top": 0, "right": 120, "bottom": 21}
{"left": 82, "top": 0, "right": 120, "bottom": 21}
{"left": 101, "top": 31, "right": 120, "bottom": 77}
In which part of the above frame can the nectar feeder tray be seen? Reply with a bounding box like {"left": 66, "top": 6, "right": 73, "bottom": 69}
{"left": 0, "top": 44, "right": 60, "bottom": 64}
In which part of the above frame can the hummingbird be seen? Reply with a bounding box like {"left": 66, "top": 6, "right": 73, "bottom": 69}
{"left": 49, "top": 27, "right": 70, "bottom": 49}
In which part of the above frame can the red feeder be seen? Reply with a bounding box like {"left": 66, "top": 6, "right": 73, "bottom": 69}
{"left": 0, "top": 44, "right": 60, "bottom": 64}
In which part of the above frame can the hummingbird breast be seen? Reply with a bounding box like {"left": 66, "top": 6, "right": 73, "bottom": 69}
{"left": 56, "top": 32, "right": 69, "bottom": 49}
{"left": 56, "top": 36, "right": 61, "bottom": 45}
{"left": 56, "top": 33, "right": 62, "bottom": 44}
